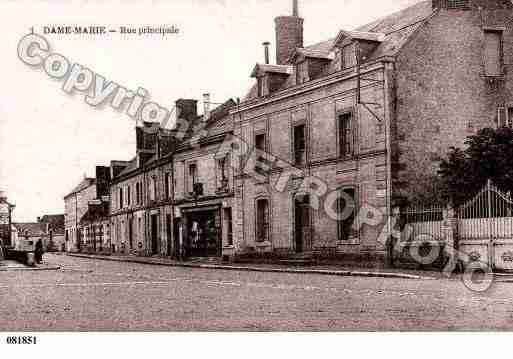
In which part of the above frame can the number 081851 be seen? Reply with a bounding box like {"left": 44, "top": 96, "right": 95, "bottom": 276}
{"left": 6, "top": 336, "right": 37, "bottom": 344}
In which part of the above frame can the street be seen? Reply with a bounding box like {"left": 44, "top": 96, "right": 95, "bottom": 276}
{"left": 1, "top": 254, "right": 513, "bottom": 331}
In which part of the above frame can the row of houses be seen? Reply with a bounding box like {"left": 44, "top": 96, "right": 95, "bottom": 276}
{"left": 64, "top": 0, "right": 513, "bottom": 265}
{"left": 1, "top": 192, "right": 65, "bottom": 253}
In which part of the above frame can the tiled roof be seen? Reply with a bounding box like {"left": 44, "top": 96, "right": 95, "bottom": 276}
{"left": 307, "top": 0, "right": 433, "bottom": 60}
{"left": 244, "top": 1, "right": 435, "bottom": 101}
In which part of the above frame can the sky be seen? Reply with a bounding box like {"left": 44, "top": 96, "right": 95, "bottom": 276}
{"left": 0, "top": 0, "right": 423, "bottom": 222}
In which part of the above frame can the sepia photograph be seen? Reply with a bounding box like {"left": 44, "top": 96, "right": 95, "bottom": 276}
{"left": 2, "top": 0, "right": 513, "bottom": 355}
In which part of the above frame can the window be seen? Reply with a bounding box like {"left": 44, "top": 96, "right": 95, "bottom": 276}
{"left": 119, "top": 188, "right": 123, "bottom": 209}
{"left": 135, "top": 183, "right": 140, "bottom": 205}
{"left": 127, "top": 185, "right": 131, "bottom": 206}
{"left": 165, "top": 173, "right": 171, "bottom": 199}
{"left": 255, "top": 133, "right": 268, "bottom": 175}
{"left": 293, "top": 124, "right": 306, "bottom": 166}
{"left": 256, "top": 199, "right": 270, "bottom": 243}
{"left": 218, "top": 157, "right": 229, "bottom": 190}
{"left": 498, "top": 106, "right": 513, "bottom": 128}
{"left": 225, "top": 208, "right": 233, "bottom": 246}
{"left": 339, "top": 112, "right": 354, "bottom": 157}
{"left": 484, "top": 30, "right": 503, "bottom": 77}
{"left": 296, "top": 61, "right": 308, "bottom": 85}
{"left": 153, "top": 177, "right": 157, "bottom": 201}
{"left": 337, "top": 188, "right": 357, "bottom": 241}
{"left": 342, "top": 43, "right": 357, "bottom": 69}
{"left": 189, "top": 163, "right": 198, "bottom": 193}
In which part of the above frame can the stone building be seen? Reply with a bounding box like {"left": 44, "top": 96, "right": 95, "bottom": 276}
{"left": 172, "top": 96, "right": 236, "bottom": 259}
{"left": 108, "top": 115, "right": 180, "bottom": 256}
{"left": 64, "top": 169, "right": 110, "bottom": 252}
{"left": 227, "top": 0, "right": 513, "bottom": 263}
{"left": 0, "top": 191, "right": 15, "bottom": 247}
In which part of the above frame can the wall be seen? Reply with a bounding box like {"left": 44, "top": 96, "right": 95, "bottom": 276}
{"left": 394, "top": 8, "right": 513, "bottom": 201}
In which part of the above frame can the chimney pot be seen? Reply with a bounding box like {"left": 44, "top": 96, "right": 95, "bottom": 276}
{"left": 203, "top": 93, "right": 211, "bottom": 121}
{"left": 263, "top": 42, "right": 270, "bottom": 64}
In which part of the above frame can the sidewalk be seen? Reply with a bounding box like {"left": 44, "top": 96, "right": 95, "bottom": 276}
{"left": 66, "top": 253, "right": 438, "bottom": 280}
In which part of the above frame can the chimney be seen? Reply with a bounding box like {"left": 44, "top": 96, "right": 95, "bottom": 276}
{"left": 175, "top": 99, "right": 198, "bottom": 122}
{"left": 263, "top": 42, "right": 270, "bottom": 64}
{"left": 275, "top": 0, "right": 303, "bottom": 65}
{"left": 293, "top": 0, "right": 299, "bottom": 16}
{"left": 203, "top": 93, "right": 211, "bottom": 121}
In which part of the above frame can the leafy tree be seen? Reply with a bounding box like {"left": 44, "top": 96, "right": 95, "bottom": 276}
{"left": 439, "top": 127, "right": 513, "bottom": 206}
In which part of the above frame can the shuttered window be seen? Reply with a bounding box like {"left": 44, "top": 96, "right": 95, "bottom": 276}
{"left": 342, "top": 43, "right": 357, "bottom": 69}
{"left": 484, "top": 31, "right": 502, "bottom": 77}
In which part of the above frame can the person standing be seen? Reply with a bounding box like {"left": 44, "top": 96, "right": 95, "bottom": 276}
{"left": 35, "top": 238, "right": 44, "bottom": 264}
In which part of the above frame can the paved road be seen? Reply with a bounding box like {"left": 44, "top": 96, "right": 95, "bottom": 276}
{"left": 0, "top": 254, "right": 512, "bottom": 331}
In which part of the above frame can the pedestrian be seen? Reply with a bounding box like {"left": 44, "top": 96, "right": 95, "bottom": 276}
{"left": 35, "top": 238, "right": 44, "bottom": 264}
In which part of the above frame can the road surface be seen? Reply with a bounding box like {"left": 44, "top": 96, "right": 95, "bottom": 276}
{"left": 0, "top": 254, "right": 512, "bottom": 331}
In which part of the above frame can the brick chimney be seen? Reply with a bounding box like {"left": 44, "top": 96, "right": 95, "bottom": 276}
{"left": 174, "top": 99, "right": 198, "bottom": 139}
{"left": 275, "top": 0, "right": 303, "bottom": 65}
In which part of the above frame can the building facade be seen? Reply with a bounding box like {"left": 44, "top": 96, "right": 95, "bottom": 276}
{"left": 70, "top": 0, "right": 513, "bottom": 265}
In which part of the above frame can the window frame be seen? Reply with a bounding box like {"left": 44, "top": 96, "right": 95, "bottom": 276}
{"left": 292, "top": 122, "right": 307, "bottom": 167}
{"left": 337, "top": 108, "right": 356, "bottom": 159}
{"left": 188, "top": 162, "right": 198, "bottom": 194}
{"left": 341, "top": 42, "right": 357, "bottom": 69}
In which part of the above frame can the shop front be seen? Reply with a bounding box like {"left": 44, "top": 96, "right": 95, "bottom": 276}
{"left": 181, "top": 206, "right": 222, "bottom": 258}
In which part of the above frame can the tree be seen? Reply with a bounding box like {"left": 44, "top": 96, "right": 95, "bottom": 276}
{"left": 439, "top": 127, "right": 513, "bottom": 205}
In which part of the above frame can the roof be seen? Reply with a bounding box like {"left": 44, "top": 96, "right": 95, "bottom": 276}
{"left": 117, "top": 156, "right": 138, "bottom": 178}
{"left": 333, "top": 30, "right": 386, "bottom": 46}
{"left": 65, "top": 177, "right": 96, "bottom": 198}
{"left": 294, "top": 48, "right": 335, "bottom": 61}
{"left": 306, "top": 0, "right": 434, "bottom": 60}
{"left": 251, "top": 64, "right": 294, "bottom": 78}
{"left": 243, "top": 1, "right": 435, "bottom": 101}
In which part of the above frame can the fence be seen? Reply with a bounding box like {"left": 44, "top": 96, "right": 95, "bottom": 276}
{"left": 396, "top": 180, "right": 513, "bottom": 271}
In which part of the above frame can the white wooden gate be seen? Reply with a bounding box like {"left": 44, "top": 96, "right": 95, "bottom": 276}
{"left": 458, "top": 180, "right": 513, "bottom": 271}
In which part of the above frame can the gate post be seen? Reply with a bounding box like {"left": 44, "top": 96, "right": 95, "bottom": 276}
{"left": 443, "top": 204, "right": 458, "bottom": 268}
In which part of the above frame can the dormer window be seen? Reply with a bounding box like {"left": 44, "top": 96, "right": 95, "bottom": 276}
{"left": 342, "top": 43, "right": 357, "bottom": 69}
{"left": 251, "top": 64, "right": 293, "bottom": 98}
{"left": 333, "top": 30, "right": 384, "bottom": 70}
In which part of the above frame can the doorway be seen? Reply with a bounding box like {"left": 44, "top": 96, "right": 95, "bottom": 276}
{"left": 150, "top": 214, "right": 159, "bottom": 255}
{"left": 166, "top": 214, "right": 172, "bottom": 257}
{"left": 294, "top": 194, "right": 311, "bottom": 253}
{"left": 186, "top": 210, "right": 220, "bottom": 258}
